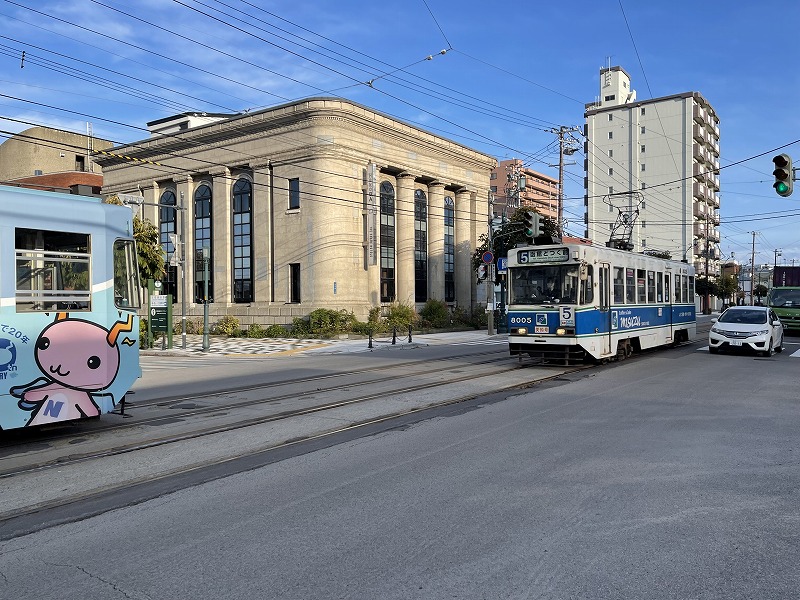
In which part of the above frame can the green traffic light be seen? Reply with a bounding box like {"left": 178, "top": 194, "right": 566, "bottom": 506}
{"left": 776, "top": 181, "right": 789, "bottom": 194}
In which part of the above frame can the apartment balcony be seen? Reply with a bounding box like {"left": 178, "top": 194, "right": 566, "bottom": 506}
{"left": 693, "top": 104, "right": 707, "bottom": 124}
{"left": 711, "top": 211, "right": 720, "bottom": 225}
{"left": 708, "top": 194, "right": 720, "bottom": 208}
{"left": 711, "top": 175, "right": 720, "bottom": 191}
{"left": 694, "top": 221, "right": 708, "bottom": 237}
{"left": 693, "top": 181, "right": 708, "bottom": 200}
{"left": 693, "top": 201, "right": 707, "bottom": 219}
{"left": 693, "top": 123, "right": 705, "bottom": 143}
{"left": 694, "top": 261, "right": 707, "bottom": 275}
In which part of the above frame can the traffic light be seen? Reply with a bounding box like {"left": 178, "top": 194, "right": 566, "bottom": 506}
{"left": 522, "top": 210, "right": 539, "bottom": 243}
{"left": 772, "top": 153, "right": 793, "bottom": 197}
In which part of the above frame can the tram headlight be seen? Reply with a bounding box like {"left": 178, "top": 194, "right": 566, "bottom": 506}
{"left": 556, "top": 328, "right": 566, "bottom": 336}
{"left": 513, "top": 327, "right": 528, "bottom": 335}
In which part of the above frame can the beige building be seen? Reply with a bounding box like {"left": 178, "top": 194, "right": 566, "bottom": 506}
{"left": 490, "top": 159, "right": 559, "bottom": 220}
{"left": 0, "top": 126, "right": 112, "bottom": 194}
{"left": 96, "top": 97, "right": 496, "bottom": 325}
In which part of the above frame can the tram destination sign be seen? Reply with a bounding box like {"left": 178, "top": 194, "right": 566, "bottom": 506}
{"left": 517, "top": 247, "right": 569, "bottom": 263}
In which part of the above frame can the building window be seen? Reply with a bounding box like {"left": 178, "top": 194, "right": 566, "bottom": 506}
{"left": 490, "top": 172, "right": 497, "bottom": 180}
{"left": 289, "top": 263, "right": 300, "bottom": 303}
{"left": 75, "top": 155, "right": 85, "bottom": 172}
{"left": 194, "top": 183, "right": 214, "bottom": 303}
{"left": 641, "top": 164, "right": 646, "bottom": 172}
{"left": 642, "top": 201, "right": 646, "bottom": 209}
{"left": 608, "top": 149, "right": 613, "bottom": 158}
{"left": 641, "top": 107, "right": 646, "bottom": 115}
{"left": 608, "top": 186, "right": 614, "bottom": 194}
{"left": 642, "top": 220, "right": 646, "bottom": 228}
{"left": 414, "top": 189, "right": 428, "bottom": 303}
{"left": 288, "top": 177, "right": 300, "bottom": 210}
{"left": 380, "top": 181, "right": 395, "bottom": 303}
{"left": 641, "top": 126, "right": 646, "bottom": 134}
{"left": 232, "top": 178, "right": 253, "bottom": 303}
{"left": 641, "top": 145, "right": 646, "bottom": 153}
{"left": 444, "top": 196, "right": 455, "bottom": 302}
{"left": 608, "top": 168, "right": 614, "bottom": 176}
{"left": 159, "top": 189, "right": 178, "bottom": 303}
{"left": 641, "top": 183, "right": 646, "bottom": 190}
{"left": 608, "top": 131, "right": 613, "bottom": 140}
{"left": 608, "top": 114, "right": 613, "bottom": 121}
{"left": 605, "top": 95, "right": 615, "bottom": 101}
{"left": 490, "top": 185, "right": 497, "bottom": 193}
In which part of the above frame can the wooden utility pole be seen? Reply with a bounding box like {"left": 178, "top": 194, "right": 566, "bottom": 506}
{"left": 750, "top": 231, "right": 757, "bottom": 305}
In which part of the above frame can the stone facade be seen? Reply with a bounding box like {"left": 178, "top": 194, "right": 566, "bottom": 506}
{"left": 96, "top": 98, "right": 496, "bottom": 326}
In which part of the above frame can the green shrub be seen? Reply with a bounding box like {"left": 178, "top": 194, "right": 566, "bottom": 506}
{"left": 384, "top": 303, "right": 417, "bottom": 329}
{"left": 246, "top": 323, "right": 267, "bottom": 338}
{"left": 212, "top": 315, "right": 240, "bottom": 336}
{"left": 139, "top": 318, "right": 152, "bottom": 349}
{"left": 174, "top": 317, "right": 205, "bottom": 335}
{"left": 308, "top": 308, "right": 357, "bottom": 336}
{"left": 290, "top": 317, "right": 311, "bottom": 337}
{"left": 264, "top": 324, "right": 289, "bottom": 338}
{"left": 419, "top": 299, "right": 449, "bottom": 329}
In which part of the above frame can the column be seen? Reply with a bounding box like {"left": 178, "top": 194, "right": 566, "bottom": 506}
{"left": 454, "top": 188, "right": 473, "bottom": 311}
{"left": 174, "top": 176, "right": 192, "bottom": 308}
{"left": 252, "top": 164, "right": 271, "bottom": 303}
{"left": 427, "top": 181, "right": 445, "bottom": 301}
{"left": 211, "top": 168, "right": 232, "bottom": 304}
{"left": 395, "top": 172, "right": 416, "bottom": 305}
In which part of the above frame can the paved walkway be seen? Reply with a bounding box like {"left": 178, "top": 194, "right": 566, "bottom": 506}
{"left": 141, "top": 330, "right": 508, "bottom": 357}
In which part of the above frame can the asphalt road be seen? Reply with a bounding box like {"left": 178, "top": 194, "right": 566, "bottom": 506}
{"left": 0, "top": 332, "right": 798, "bottom": 599}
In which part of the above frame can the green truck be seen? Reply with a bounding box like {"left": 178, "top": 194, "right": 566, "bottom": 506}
{"left": 768, "top": 266, "right": 800, "bottom": 331}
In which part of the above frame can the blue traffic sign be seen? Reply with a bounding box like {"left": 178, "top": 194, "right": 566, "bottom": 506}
{"left": 497, "top": 257, "right": 507, "bottom": 273}
{"left": 482, "top": 251, "right": 494, "bottom": 264}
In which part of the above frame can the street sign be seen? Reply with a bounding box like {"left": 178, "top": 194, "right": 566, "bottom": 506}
{"left": 497, "top": 257, "right": 507, "bottom": 274}
{"left": 482, "top": 250, "right": 494, "bottom": 264}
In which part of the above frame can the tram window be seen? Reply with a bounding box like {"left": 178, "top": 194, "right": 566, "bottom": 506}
{"left": 581, "top": 266, "right": 594, "bottom": 304}
{"left": 657, "top": 272, "right": 664, "bottom": 302}
{"left": 689, "top": 276, "right": 695, "bottom": 300}
{"left": 647, "top": 271, "right": 656, "bottom": 303}
{"left": 613, "top": 267, "right": 625, "bottom": 303}
{"left": 15, "top": 228, "right": 91, "bottom": 312}
{"left": 637, "top": 269, "right": 646, "bottom": 303}
{"left": 682, "top": 275, "right": 689, "bottom": 304}
{"left": 665, "top": 274, "right": 671, "bottom": 302}
{"left": 625, "top": 268, "right": 636, "bottom": 303}
{"left": 674, "top": 276, "right": 681, "bottom": 303}
{"left": 114, "top": 239, "right": 142, "bottom": 309}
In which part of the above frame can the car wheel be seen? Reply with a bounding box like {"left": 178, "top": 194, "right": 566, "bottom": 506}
{"left": 762, "top": 338, "right": 774, "bottom": 357}
{"left": 709, "top": 346, "right": 719, "bottom": 354}
{"left": 776, "top": 334, "right": 784, "bottom": 353}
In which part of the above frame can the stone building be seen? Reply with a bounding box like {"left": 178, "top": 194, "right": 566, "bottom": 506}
{"left": 96, "top": 97, "right": 496, "bottom": 325}
{"left": 0, "top": 126, "right": 112, "bottom": 194}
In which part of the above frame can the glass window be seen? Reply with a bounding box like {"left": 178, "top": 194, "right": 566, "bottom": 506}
{"left": 647, "top": 271, "right": 656, "bottom": 303}
{"left": 509, "top": 264, "right": 582, "bottom": 305}
{"left": 580, "top": 266, "right": 594, "bottom": 305}
{"left": 414, "top": 189, "right": 428, "bottom": 303}
{"left": 444, "top": 196, "right": 455, "bottom": 302}
{"left": 637, "top": 269, "right": 646, "bottom": 303}
{"left": 675, "top": 275, "right": 682, "bottom": 303}
{"left": 159, "top": 189, "right": 178, "bottom": 303}
{"left": 380, "top": 181, "right": 395, "bottom": 303}
{"left": 114, "top": 239, "right": 141, "bottom": 309}
{"left": 613, "top": 267, "right": 625, "bottom": 304}
{"left": 232, "top": 178, "right": 253, "bottom": 303}
{"left": 626, "top": 268, "right": 636, "bottom": 304}
{"left": 608, "top": 131, "right": 613, "bottom": 140}
{"left": 682, "top": 275, "right": 689, "bottom": 304}
{"left": 194, "top": 184, "right": 214, "bottom": 304}
{"left": 15, "top": 228, "right": 91, "bottom": 312}
{"left": 656, "top": 272, "right": 663, "bottom": 303}
{"left": 290, "top": 263, "right": 301, "bottom": 303}
{"left": 288, "top": 178, "right": 300, "bottom": 210}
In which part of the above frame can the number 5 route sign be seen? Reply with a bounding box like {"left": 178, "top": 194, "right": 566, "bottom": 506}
{"left": 482, "top": 251, "right": 494, "bottom": 264}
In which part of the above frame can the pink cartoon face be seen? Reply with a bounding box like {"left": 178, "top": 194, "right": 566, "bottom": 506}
{"left": 34, "top": 318, "right": 121, "bottom": 391}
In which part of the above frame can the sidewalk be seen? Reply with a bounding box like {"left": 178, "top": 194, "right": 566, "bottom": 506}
{"left": 141, "top": 330, "right": 507, "bottom": 357}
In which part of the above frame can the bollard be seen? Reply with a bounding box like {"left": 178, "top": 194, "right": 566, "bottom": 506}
{"left": 392, "top": 327, "right": 397, "bottom": 345}
{"left": 408, "top": 324, "right": 412, "bottom": 343}
{"left": 368, "top": 331, "right": 373, "bottom": 349}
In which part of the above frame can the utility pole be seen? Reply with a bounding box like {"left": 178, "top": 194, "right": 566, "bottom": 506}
{"left": 750, "top": 232, "right": 757, "bottom": 306}
{"left": 487, "top": 191, "right": 496, "bottom": 336}
{"left": 547, "top": 126, "right": 580, "bottom": 236}
{"left": 704, "top": 216, "right": 710, "bottom": 314}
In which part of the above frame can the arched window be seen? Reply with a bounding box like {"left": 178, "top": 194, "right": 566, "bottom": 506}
{"left": 159, "top": 189, "right": 178, "bottom": 303}
{"left": 414, "top": 189, "right": 428, "bottom": 302}
{"left": 232, "top": 178, "right": 253, "bottom": 303}
{"left": 444, "top": 195, "right": 455, "bottom": 302}
{"left": 194, "top": 184, "right": 213, "bottom": 303}
{"left": 380, "top": 181, "right": 395, "bottom": 303}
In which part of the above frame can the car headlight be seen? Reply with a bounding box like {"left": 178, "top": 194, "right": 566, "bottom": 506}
{"left": 711, "top": 326, "right": 722, "bottom": 334}
{"left": 750, "top": 330, "right": 769, "bottom": 336}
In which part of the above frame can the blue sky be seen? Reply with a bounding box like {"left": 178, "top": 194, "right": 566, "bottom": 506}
{"left": 1, "top": 0, "right": 798, "bottom": 268}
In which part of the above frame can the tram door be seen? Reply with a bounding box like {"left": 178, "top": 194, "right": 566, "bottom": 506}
{"left": 665, "top": 272, "right": 673, "bottom": 341}
{"left": 599, "top": 263, "right": 612, "bottom": 355}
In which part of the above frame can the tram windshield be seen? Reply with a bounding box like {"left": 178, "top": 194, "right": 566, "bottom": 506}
{"left": 509, "top": 264, "right": 592, "bottom": 305}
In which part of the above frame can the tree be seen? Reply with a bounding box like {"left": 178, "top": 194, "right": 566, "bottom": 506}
{"left": 717, "top": 275, "right": 738, "bottom": 306}
{"left": 754, "top": 284, "right": 769, "bottom": 303}
{"left": 643, "top": 249, "right": 672, "bottom": 260}
{"left": 472, "top": 208, "right": 558, "bottom": 277}
{"left": 105, "top": 195, "right": 165, "bottom": 283}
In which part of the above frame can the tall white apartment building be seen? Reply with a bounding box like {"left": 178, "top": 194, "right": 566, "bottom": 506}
{"left": 583, "top": 66, "right": 720, "bottom": 276}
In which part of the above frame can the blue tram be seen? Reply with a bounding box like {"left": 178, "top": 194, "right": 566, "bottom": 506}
{"left": 506, "top": 242, "right": 696, "bottom": 362}
{"left": 0, "top": 185, "right": 141, "bottom": 430}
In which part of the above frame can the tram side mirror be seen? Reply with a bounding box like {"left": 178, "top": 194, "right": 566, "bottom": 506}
{"left": 579, "top": 265, "right": 588, "bottom": 281}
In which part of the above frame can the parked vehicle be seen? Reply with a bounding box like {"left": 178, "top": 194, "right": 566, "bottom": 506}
{"left": 767, "top": 266, "right": 800, "bottom": 331}
{"left": 708, "top": 306, "right": 784, "bottom": 356}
